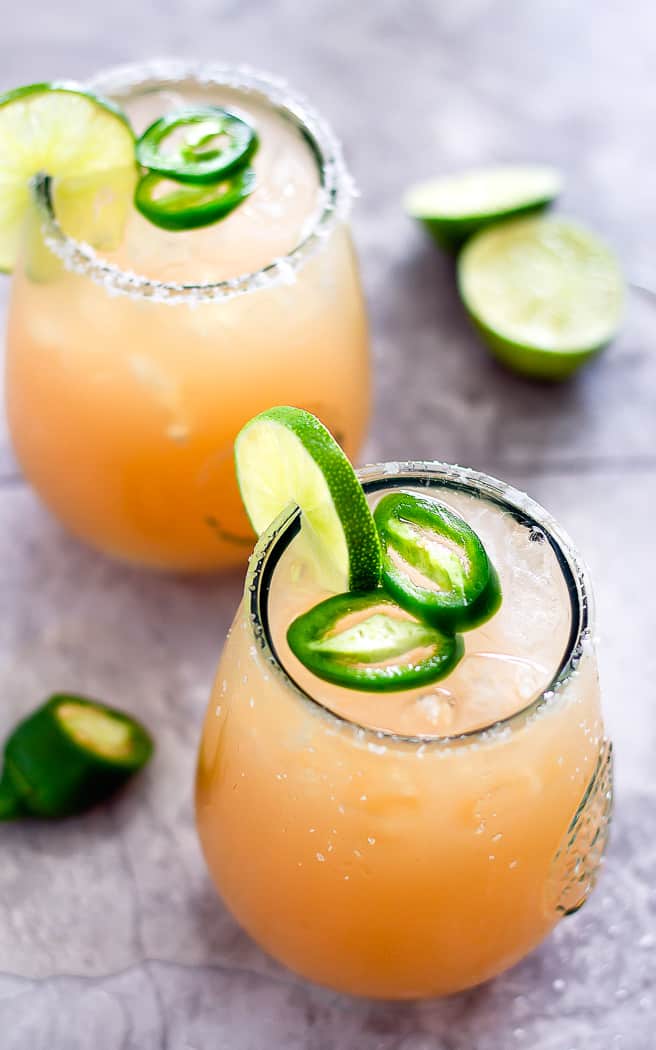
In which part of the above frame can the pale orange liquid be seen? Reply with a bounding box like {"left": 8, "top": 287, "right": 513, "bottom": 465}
{"left": 4, "top": 79, "right": 370, "bottom": 570}
{"left": 196, "top": 476, "right": 612, "bottom": 997}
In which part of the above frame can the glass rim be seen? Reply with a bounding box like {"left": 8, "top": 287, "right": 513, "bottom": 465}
{"left": 32, "top": 58, "right": 355, "bottom": 305}
{"left": 246, "top": 460, "right": 595, "bottom": 749}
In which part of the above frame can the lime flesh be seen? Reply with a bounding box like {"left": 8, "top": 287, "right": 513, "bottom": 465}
{"left": 404, "top": 165, "right": 562, "bottom": 250}
{"left": 458, "top": 215, "right": 624, "bottom": 379}
{"left": 0, "top": 82, "right": 135, "bottom": 272}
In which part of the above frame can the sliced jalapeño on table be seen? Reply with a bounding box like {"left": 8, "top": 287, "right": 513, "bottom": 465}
{"left": 287, "top": 591, "right": 464, "bottom": 691}
{"left": 374, "top": 491, "right": 501, "bottom": 632}
{"left": 0, "top": 694, "right": 153, "bottom": 820}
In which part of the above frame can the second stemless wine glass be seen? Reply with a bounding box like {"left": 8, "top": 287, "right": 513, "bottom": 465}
{"left": 4, "top": 60, "right": 370, "bottom": 570}
{"left": 196, "top": 462, "right": 613, "bottom": 998}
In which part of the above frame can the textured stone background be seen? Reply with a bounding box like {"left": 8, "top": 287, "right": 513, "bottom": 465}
{"left": 1, "top": 2, "right": 655, "bottom": 1047}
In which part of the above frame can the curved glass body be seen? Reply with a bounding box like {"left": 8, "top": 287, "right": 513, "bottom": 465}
{"left": 196, "top": 463, "right": 612, "bottom": 998}
{"left": 4, "top": 61, "right": 370, "bottom": 571}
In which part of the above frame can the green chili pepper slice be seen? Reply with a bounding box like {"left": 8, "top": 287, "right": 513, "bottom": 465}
{"left": 0, "top": 694, "right": 154, "bottom": 820}
{"left": 136, "top": 107, "right": 258, "bottom": 183}
{"left": 374, "top": 492, "right": 502, "bottom": 632}
{"left": 287, "top": 591, "right": 464, "bottom": 692}
{"left": 134, "top": 166, "right": 256, "bottom": 231}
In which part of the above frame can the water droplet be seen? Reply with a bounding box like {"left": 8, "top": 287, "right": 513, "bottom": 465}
{"left": 553, "top": 978, "right": 566, "bottom": 992}
{"left": 367, "top": 837, "right": 376, "bottom": 845}
{"left": 316, "top": 852, "right": 325, "bottom": 862}
{"left": 360, "top": 794, "right": 368, "bottom": 801}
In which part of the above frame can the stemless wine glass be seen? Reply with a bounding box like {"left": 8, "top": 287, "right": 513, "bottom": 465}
{"left": 196, "top": 462, "right": 613, "bottom": 998}
{"left": 4, "top": 60, "right": 370, "bottom": 571}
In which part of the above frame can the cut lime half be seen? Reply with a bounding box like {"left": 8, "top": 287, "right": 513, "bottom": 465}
{"left": 0, "top": 82, "right": 135, "bottom": 272}
{"left": 458, "top": 216, "right": 624, "bottom": 380}
{"left": 404, "top": 165, "right": 562, "bottom": 250}
{"left": 235, "top": 407, "right": 381, "bottom": 591}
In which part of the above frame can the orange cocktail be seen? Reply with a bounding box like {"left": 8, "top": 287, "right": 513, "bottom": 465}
{"left": 196, "top": 462, "right": 612, "bottom": 997}
{"left": 5, "top": 61, "right": 369, "bottom": 570}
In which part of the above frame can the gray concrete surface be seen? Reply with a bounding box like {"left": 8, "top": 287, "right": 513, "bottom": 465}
{"left": 1, "top": 2, "right": 655, "bottom": 1047}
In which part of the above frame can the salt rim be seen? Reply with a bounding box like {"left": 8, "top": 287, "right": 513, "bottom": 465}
{"left": 33, "top": 57, "right": 356, "bottom": 305}
{"left": 246, "top": 460, "right": 596, "bottom": 752}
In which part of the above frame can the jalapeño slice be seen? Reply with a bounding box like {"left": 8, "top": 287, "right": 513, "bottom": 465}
{"left": 136, "top": 107, "right": 258, "bottom": 184}
{"left": 287, "top": 591, "right": 463, "bottom": 692}
{"left": 134, "top": 166, "right": 255, "bottom": 231}
{"left": 374, "top": 492, "right": 501, "bottom": 632}
{"left": 0, "top": 694, "right": 153, "bottom": 820}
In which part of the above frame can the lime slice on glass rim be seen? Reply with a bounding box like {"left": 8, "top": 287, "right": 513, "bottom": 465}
{"left": 234, "top": 406, "right": 381, "bottom": 592}
{"left": 404, "top": 165, "right": 562, "bottom": 250}
{"left": 0, "top": 82, "right": 136, "bottom": 273}
{"left": 458, "top": 215, "right": 624, "bottom": 380}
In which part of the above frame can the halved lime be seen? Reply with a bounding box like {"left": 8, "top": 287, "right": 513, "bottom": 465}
{"left": 0, "top": 82, "right": 135, "bottom": 272}
{"left": 458, "top": 216, "right": 624, "bottom": 380}
{"left": 404, "top": 165, "right": 562, "bottom": 250}
{"left": 234, "top": 406, "right": 381, "bottom": 591}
